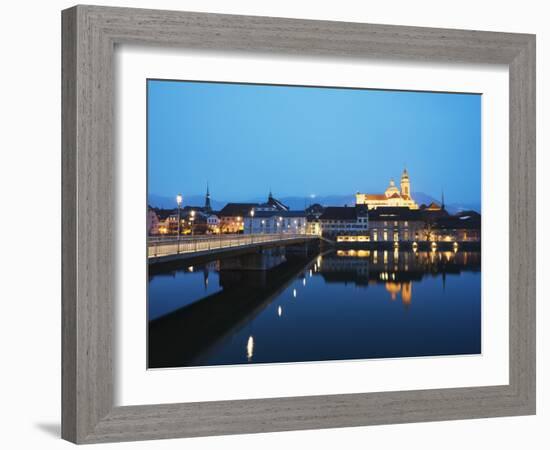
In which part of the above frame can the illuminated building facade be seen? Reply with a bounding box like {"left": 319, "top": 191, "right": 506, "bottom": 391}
{"left": 305, "top": 203, "right": 325, "bottom": 236}
{"left": 243, "top": 211, "right": 307, "bottom": 235}
{"left": 219, "top": 192, "right": 289, "bottom": 234}
{"left": 318, "top": 206, "right": 369, "bottom": 238}
{"left": 147, "top": 208, "right": 160, "bottom": 235}
{"left": 218, "top": 203, "right": 256, "bottom": 233}
{"left": 355, "top": 168, "right": 419, "bottom": 210}
{"left": 367, "top": 207, "right": 480, "bottom": 243}
{"left": 206, "top": 214, "right": 220, "bottom": 234}
{"left": 368, "top": 207, "right": 426, "bottom": 243}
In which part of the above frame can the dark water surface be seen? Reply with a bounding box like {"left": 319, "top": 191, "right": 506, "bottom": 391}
{"left": 148, "top": 249, "right": 481, "bottom": 368}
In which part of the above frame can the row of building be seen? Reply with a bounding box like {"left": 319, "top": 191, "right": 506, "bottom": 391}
{"left": 148, "top": 170, "right": 481, "bottom": 244}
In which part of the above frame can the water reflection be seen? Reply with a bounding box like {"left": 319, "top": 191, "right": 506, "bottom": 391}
{"left": 246, "top": 336, "right": 254, "bottom": 361}
{"left": 148, "top": 250, "right": 481, "bottom": 368}
{"left": 326, "top": 250, "right": 480, "bottom": 308}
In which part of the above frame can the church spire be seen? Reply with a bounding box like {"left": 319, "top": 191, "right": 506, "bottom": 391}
{"left": 204, "top": 182, "right": 212, "bottom": 212}
{"left": 441, "top": 190, "right": 445, "bottom": 210}
{"left": 400, "top": 167, "right": 410, "bottom": 197}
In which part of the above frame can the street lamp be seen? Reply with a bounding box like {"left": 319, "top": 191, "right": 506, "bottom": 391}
{"left": 249, "top": 209, "right": 255, "bottom": 235}
{"left": 176, "top": 194, "right": 183, "bottom": 241}
{"left": 190, "top": 210, "right": 196, "bottom": 236}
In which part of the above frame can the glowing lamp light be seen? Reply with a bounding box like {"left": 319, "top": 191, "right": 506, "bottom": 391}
{"left": 246, "top": 336, "right": 254, "bottom": 361}
{"left": 176, "top": 194, "right": 183, "bottom": 206}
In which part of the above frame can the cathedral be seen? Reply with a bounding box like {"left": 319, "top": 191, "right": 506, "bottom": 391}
{"left": 355, "top": 168, "right": 419, "bottom": 210}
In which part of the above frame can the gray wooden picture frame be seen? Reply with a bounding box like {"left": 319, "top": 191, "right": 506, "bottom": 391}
{"left": 61, "top": 5, "right": 536, "bottom": 444}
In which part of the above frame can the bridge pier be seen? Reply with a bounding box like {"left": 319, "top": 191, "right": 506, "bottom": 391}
{"left": 219, "top": 247, "right": 287, "bottom": 271}
{"left": 286, "top": 239, "right": 321, "bottom": 257}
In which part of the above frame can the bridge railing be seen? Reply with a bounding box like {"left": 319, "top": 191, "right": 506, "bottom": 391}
{"left": 148, "top": 233, "right": 315, "bottom": 258}
{"left": 148, "top": 233, "right": 243, "bottom": 244}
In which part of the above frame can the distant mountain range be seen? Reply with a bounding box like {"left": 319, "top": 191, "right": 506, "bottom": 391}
{"left": 148, "top": 194, "right": 226, "bottom": 211}
{"left": 148, "top": 192, "right": 480, "bottom": 214}
{"left": 412, "top": 192, "right": 481, "bottom": 214}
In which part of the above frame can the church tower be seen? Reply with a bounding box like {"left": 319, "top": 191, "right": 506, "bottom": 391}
{"left": 204, "top": 182, "right": 212, "bottom": 212}
{"left": 400, "top": 168, "right": 410, "bottom": 198}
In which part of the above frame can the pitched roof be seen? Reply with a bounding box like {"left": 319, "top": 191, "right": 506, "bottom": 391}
{"left": 252, "top": 210, "right": 306, "bottom": 218}
{"left": 218, "top": 203, "right": 258, "bottom": 217}
{"left": 424, "top": 202, "right": 442, "bottom": 210}
{"left": 433, "top": 211, "right": 481, "bottom": 229}
{"left": 362, "top": 194, "right": 387, "bottom": 200}
{"left": 368, "top": 207, "right": 420, "bottom": 221}
{"left": 266, "top": 196, "right": 289, "bottom": 211}
{"left": 454, "top": 210, "right": 481, "bottom": 218}
{"left": 369, "top": 208, "right": 454, "bottom": 222}
{"left": 320, "top": 206, "right": 362, "bottom": 221}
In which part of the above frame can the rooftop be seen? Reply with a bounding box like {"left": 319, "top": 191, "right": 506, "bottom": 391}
{"left": 250, "top": 210, "right": 307, "bottom": 218}
{"left": 218, "top": 203, "right": 258, "bottom": 217}
{"left": 368, "top": 207, "right": 450, "bottom": 221}
{"left": 320, "top": 206, "right": 367, "bottom": 221}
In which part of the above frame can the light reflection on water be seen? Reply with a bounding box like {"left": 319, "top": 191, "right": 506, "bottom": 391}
{"left": 148, "top": 250, "right": 481, "bottom": 368}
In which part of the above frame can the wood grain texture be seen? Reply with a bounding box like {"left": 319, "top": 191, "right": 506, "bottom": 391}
{"left": 61, "top": 4, "right": 536, "bottom": 444}
{"left": 61, "top": 7, "right": 77, "bottom": 443}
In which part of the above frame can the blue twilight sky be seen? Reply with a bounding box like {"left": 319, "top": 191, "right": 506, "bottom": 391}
{"left": 148, "top": 80, "right": 481, "bottom": 206}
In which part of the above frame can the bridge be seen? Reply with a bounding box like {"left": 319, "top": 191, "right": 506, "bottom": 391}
{"left": 148, "top": 233, "right": 320, "bottom": 264}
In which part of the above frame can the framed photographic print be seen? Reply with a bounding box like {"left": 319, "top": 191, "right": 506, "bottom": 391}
{"left": 62, "top": 5, "right": 536, "bottom": 444}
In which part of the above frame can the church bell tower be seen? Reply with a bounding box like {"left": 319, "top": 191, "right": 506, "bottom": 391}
{"left": 204, "top": 182, "right": 212, "bottom": 212}
{"left": 400, "top": 168, "right": 410, "bottom": 197}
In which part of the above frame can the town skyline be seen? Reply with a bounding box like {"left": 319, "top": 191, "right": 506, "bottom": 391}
{"left": 147, "top": 186, "right": 478, "bottom": 214}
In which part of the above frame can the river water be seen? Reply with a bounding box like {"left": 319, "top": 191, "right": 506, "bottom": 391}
{"left": 148, "top": 249, "right": 481, "bottom": 368}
